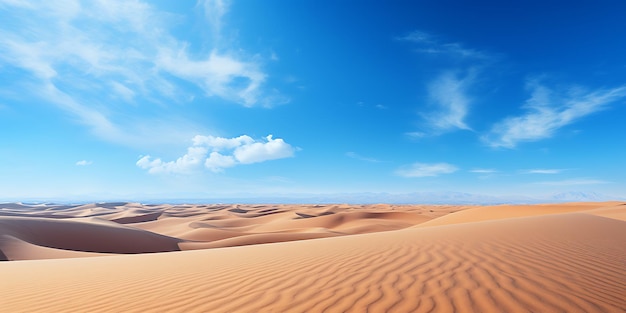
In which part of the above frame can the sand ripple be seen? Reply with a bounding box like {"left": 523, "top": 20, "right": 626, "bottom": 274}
{"left": 1, "top": 203, "right": 624, "bottom": 312}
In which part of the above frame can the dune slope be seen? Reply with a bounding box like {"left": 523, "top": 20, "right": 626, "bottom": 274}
{"left": 1, "top": 209, "right": 624, "bottom": 312}
{"left": 0, "top": 203, "right": 462, "bottom": 259}
{"left": 0, "top": 216, "right": 181, "bottom": 259}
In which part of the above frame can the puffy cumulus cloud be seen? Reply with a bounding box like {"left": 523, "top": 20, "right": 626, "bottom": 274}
{"left": 137, "top": 146, "right": 208, "bottom": 174}
{"left": 192, "top": 134, "right": 254, "bottom": 151}
{"left": 137, "top": 134, "right": 296, "bottom": 174}
{"left": 395, "top": 162, "right": 458, "bottom": 178}
{"left": 233, "top": 135, "right": 295, "bottom": 164}
{"left": 204, "top": 152, "right": 236, "bottom": 172}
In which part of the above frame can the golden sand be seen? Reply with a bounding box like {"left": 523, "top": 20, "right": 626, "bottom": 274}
{"left": 1, "top": 202, "right": 624, "bottom": 312}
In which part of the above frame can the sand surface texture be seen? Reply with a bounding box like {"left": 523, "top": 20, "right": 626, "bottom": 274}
{"left": 1, "top": 202, "right": 625, "bottom": 312}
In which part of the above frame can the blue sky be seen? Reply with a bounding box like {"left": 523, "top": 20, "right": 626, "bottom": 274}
{"left": 1, "top": 0, "right": 625, "bottom": 201}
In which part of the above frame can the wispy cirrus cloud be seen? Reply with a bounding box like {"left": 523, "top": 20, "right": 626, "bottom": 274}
{"left": 400, "top": 30, "right": 487, "bottom": 137}
{"left": 483, "top": 80, "right": 626, "bottom": 148}
{"left": 420, "top": 71, "right": 474, "bottom": 134}
{"left": 156, "top": 49, "right": 272, "bottom": 107}
{"left": 201, "top": 0, "right": 229, "bottom": 43}
{"left": 398, "top": 30, "right": 487, "bottom": 60}
{"left": 405, "top": 131, "right": 427, "bottom": 139}
{"left": 395, "top": 162, "right": 458, "bottom": 178}
{"left": 0, "top": 0, "right": 286, "bottom": 146}
{"left": 521, "top": 169, "right": 565, "bottom": 174}
{"left": 469, "top": 168, "right": 498, "bottom": 174}
{"left": 346, "top": 152, "right": 381, "bottom": 163}
{"left": 533, "top": 179, "right": 608, "bottom": 186}
{"left": 137, "top": 135, "right": 297, "bottom": 174}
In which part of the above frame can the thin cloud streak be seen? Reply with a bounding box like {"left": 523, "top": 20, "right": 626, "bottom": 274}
{"left": 0, "top": 0, "right": 285, "bottom": 147}
{"left": 534, "top": 179, "right": 608, "bottom": 186}
{"left": 398, "top": 30, "right": 488, "bottom": 60}
{"left": 483, "top": 81, "right": 626, "bottom": 148}
{"left": 201, "top": 0, "right": 229, "bottom": 43}
{"left": 346, "top": 152, "right": 382, "bottom": 163}
{"left": 521, "top": 169, "right": 565, "bottom": 174}
{"left": 470, "top": 169, "right": 497, "bottom": 174}
{"left": 396, "top": 162, "right": 458, "bottom": 178}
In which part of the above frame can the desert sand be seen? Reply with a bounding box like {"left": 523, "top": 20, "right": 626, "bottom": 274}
{"left": 0, "top": 201, "right": 624, "bottom": 312}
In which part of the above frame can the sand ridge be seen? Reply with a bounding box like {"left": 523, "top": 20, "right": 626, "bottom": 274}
{"left": 0, "top": 201, "right": 625, "bottom": 312}
{"left": 0, "top": 203, "right": 466, "bottom": 260}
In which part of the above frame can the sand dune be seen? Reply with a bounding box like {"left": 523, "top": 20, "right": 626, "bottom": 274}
{"left": 582, "top": 203, "right": 626, "bottom": 221}
{"left": 415, "top": 201, "right": 625, "bottom": 227}
{"left": 0, "top": 202, "right": 624, "bottom": 312}
{"left": 0, "top": 235, "right": 107, "bottom": 261}
{"left": 0, "top": 203, "right": 461, "bottom": 259}
{"left": 0, "top": 216, "right": 181, "bottom": 260}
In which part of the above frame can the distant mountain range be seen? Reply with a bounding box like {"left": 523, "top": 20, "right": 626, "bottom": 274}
{"left": 136, "top": 191, "right": 624, "bottom": 205}
{"left": 3, "top": 191, "right": 623, "bottom": 206}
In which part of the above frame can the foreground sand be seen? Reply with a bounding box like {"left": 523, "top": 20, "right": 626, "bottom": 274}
{"left": 1, "top": 202, "right": 625, "bottom": 312}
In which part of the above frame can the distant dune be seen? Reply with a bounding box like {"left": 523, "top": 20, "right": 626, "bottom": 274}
{"left": 0, "top": 203, "right": 465, "bottom": 260}
{"left": 0, "top": 202, "right": 624, "bottom": 312}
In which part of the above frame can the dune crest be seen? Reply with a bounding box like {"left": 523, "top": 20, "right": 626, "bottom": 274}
{"left": 0, "top": 203, "right": 464, "bottom": 259}
{"left": 0, "top": 202, "right": 624, "bottom": 312}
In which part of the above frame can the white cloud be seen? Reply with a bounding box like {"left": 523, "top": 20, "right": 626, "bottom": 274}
{"left": 193, "top": 134, "right": 254, "bottom": 151}
{"left": 470, "top": 168, "right": 497, "bottom": 174}
{"left": 346, "top": 152, "right": 381, "bottom": 163}
{"left": 233, "top": 135, "right": 296, "bottom": 164}
{"left": 204, "top": 152, "right": 236, "bottom": 172}
{"left": 405, "top": 131, "right": 427, "bottom": 139}
{"left": 137, "top": 146, "right": 208, "bottom": 174}
{"left": 400, "top": 30, "right": 496, "bottom": 139}
{"left": 0, "top": 0, "right": 35, "bottom": 9}
{"left": 0, "top": 0, "right": 285, "bottom": 146}
{"left": 201, "top": 0, "right": 229, "bottom": 42}
{"left": 137, "top": 134, "right": 296, "bottom": 174}
{"left": 110, "top": 81, "right": 135, "bottom": 102}
{"left": 534, "top": 179, "right": 608, "bottom": 186}
{"left": 399, "top": 30, "right": 433, "bottom": 43}
{"left": 157, "top": 50, "right": 269, "bottom": 107}
{"left": 399, "top": 30, "right": 487, "bottom": 60}
{"left": 419, "top": 71, "right": 473, "bottom": 134}
{"left": 483, "top": 81, "right": 626, "bottom": 148}
{"left": 75, "top": 160, "right": 92, "bottom": 166}
{"left": 396, "top": 162, "right": 458, "bottom": 178}
{"left": 41, "top": 82, "right": 123, "bottom": 141}
{"left": 270, "top": 51, "right": 279, "bottom": 61}
{"left": 522, "top": 169, "right": 564, "bottom": 174}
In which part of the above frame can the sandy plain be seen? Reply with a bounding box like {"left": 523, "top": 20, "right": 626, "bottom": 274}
{"left": 0, "top": 201, "right": 624, "bottom": 312}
